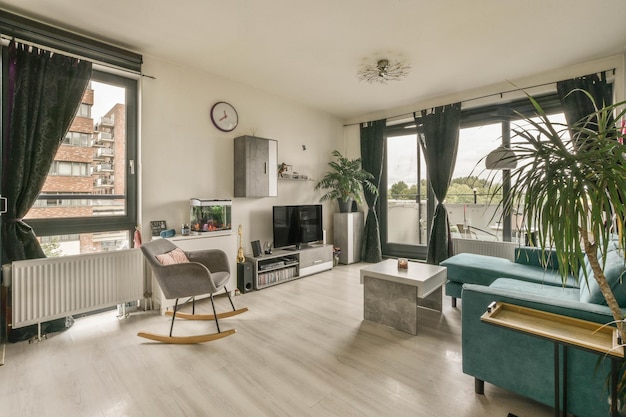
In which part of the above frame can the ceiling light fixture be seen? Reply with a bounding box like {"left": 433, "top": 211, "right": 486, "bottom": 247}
{"left": 357, "top": 59, "right": 411, "bottom": 84}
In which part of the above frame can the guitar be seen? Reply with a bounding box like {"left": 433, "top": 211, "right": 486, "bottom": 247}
{"left": 236, "top": 224, "right": 245, "bottom": 263}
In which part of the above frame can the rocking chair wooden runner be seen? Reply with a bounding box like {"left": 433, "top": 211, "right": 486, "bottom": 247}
{"left": 139, "top": 239, "right": 248, "bottom": 344}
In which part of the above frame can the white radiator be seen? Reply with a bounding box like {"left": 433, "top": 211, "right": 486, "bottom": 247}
{"left": 451, "top": 238, "right": 517, "bottom": 261}
{"left": 3, "top": 249, "right": 144, "bottom": 329}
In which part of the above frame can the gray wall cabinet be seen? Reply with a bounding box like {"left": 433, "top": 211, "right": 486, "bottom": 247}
{"left": 234, "top": 135, "right": 278, "bottom": 197}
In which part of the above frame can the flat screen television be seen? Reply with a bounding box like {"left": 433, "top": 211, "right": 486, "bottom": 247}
{"left": 273, "top": 204, "right": 323, "bottom": 249}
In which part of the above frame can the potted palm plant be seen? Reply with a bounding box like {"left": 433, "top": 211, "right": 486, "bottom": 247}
{"left": 315, "top": 150, "right": 378, "bottom": 213}
{"left": 496, "top": 90, "right": 626, "bottom": 409}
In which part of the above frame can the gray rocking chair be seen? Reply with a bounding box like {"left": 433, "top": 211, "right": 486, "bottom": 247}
{"left": 139, "top": 239, "right": 247, "bottom": 344}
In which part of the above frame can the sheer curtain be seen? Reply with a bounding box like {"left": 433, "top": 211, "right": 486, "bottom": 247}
{"left": 415, "top": 103, "right": 461, "bottom": 264}
{"left": 2, "top": 41, "right": 92, "bottom": 264}
{"left": 359, "top": 119, "right": 386, "bottom": 262}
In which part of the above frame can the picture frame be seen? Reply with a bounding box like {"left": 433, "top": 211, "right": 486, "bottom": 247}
{"left": 251, "top": 240, "right": 262, "bottom": 257}
{"left": 150, "top": 220, "right": 167, "bottom": 236}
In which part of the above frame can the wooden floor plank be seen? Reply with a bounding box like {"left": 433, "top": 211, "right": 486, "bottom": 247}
{"left": 1, "top": 262, "right": 553, "bottom": 417}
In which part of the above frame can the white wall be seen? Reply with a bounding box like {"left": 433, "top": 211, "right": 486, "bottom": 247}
{"left": 139, "top": 54, "right": 344, "bottom": 253}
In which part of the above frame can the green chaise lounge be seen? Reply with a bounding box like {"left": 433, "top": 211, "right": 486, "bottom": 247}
{"left": 441, "top": 247, "right": 579, "bottom": 307}
{"left": 458, "top": 240, "right": 626, "bottom": 417}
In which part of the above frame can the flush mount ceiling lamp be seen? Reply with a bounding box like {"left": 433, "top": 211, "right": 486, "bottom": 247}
{"left": 357, "top": 59, "right": 411, "bottom": 84}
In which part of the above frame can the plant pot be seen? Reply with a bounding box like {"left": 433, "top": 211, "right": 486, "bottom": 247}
{"left": 337, "top": 198, "right": 353, "bottom": 213}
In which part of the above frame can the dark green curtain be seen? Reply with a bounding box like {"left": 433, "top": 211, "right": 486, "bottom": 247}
{"left": 557, "top": 72, "right": 613, "bottom": 124}
{"left": 359, "top": 119, "right": 386, "bottom": 262}
{"left": 415, "top": 103, "right": 461, "bottom": 264}
{"left": 556, "top": 72, "right": 613, "bottom": 149}
{"left": 2, "top": 41, "right": 92, "bottom": 265}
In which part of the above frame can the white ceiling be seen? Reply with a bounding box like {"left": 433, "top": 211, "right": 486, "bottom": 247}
{"left": 2, "top": 0, "right": 626, "bottom": 121}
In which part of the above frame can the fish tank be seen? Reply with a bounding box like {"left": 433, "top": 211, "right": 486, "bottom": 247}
{"left": 189, "top": 198, "right": 232, "bottom": 234}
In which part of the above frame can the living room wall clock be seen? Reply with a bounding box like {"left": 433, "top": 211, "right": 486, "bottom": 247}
{"left": 210, "top": 101, "right": 238, "bottom": 132}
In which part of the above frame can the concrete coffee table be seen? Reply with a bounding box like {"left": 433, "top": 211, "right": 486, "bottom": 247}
{"left": 360, "top": 259, "right": 447, "bottom": 335}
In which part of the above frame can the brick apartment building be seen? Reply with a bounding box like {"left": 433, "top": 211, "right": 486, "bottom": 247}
{"left": 27, "top": 83, "right": 127, "bottom": 255}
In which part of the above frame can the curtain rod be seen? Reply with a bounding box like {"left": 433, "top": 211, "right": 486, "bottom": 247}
{"left": 0, "top": 11, "right": 142, "bottom": 70}
{"left": 0, "top": 34, "right": 156, "bottom": 80}
{"left": 347, "top": 68, "right": 616, "bottom": 128}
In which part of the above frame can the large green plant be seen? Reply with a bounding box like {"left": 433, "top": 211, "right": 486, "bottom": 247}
{"left": 496, "top": 91, "right": 626, "bottom": 401}
{"left": 315, "top": 150, "right": 378, "bottom": 205}
{"left": 504, "top": 92, "right": 626, "bottom": 323}
{"left": 501, "top": 90, "right": 626, "bottom": 401}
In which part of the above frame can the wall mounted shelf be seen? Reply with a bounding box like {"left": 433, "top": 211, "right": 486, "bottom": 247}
{"left": 278, "top": 177, "right": 314, "bottom": 182}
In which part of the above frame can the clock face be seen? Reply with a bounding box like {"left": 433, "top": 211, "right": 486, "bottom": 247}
{"left": 210, "top": 101, "right": 238, "bottom": 132}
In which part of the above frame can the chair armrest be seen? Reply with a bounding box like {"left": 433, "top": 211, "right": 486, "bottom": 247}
{"left": 154, "top": 262, "right": 216, "bottom": 299}
{"left": 187, "top": 249, "right": 230, "bottom": 273}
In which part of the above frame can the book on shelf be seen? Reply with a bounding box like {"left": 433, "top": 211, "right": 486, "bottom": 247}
{"left": 258, "top": 266, "right": 297, "bottom": 286}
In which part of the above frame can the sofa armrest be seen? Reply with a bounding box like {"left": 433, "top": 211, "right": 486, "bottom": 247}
{"left": 515, "top": 247, "right": 560, "bottom": 271}
{"left": 462, "top": 282, "right": 617, "bottom": 323}
{"left": 461, "top": 282, "right": 620, "bottom": 416}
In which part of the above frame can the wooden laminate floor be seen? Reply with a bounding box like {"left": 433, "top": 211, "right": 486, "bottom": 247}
{"left": 0, "top": 263, "right": 552, "bottom": 417}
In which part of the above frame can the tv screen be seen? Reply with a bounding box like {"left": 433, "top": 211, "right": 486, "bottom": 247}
{"left": 273, "top": 205, "right": 323, "bottom": 249}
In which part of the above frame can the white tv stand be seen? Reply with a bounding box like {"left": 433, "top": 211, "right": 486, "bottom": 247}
{"left": 246, "top": 244, "right": 333, "bottom": 290}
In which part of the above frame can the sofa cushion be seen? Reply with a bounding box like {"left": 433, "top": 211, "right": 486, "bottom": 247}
{"left": 579, "top": 240, "right": 626, "bottom": 305}
{"left": 441, "top": 252, "right": 577, "bottom": 288}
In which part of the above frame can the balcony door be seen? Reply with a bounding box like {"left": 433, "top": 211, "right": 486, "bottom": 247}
{"left": 381, "top": 124, "right": 432, "bottom": 260}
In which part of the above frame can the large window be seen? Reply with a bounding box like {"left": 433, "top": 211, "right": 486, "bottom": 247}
{"left": 19, "top": 71, "right": 138, "bottom": 255}
{"left": 49, "top": 161, "right": 90, "bottom": 176}
{"left": 0, "top": 13, "right": 142, "bottom": 258}
{"left": 381, "top": 94, "right": 564, "bottom": 259}
{"left": 62, "top": 132, "right": 92, "bottom": 147}
{"left": 77, "top": 103, "right": 91, "bottom": 118}
{"left": 449, "top": 96, "right": 565, "bottom": 245}
{"left": 448, "top": 121, "right": 506, "bottom": 242}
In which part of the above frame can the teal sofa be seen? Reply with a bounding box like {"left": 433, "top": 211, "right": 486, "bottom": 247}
{"left": 450, "top": 241, "right": 626, "bottom": 417}
{"left": 441, "top": 246, "right": 579, "bottom": 307}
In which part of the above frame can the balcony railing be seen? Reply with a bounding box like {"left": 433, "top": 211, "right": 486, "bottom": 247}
{"left": 92, "top": 132, "right": 114, "bottom": 145}
{"left": 99, "top": 116, "right": 114, "bottom": 126}
{"left": 386, "top": 198, "right": 523, "bottom": 246}
{"left": 93, "top": 163, "right": 114, "bottom": 172}
{"left": 94, "top": 178, "right": 114, "bottom": 187}
{"left": 95, "top": 148, "right": 114, "bottom": 158}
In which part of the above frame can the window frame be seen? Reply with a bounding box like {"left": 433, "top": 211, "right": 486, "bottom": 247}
{"left": 380, "top": 124, "right": 432, "bottom": 260}
{"left": 380, "top": 93, "right": 565, "bottom": 259}
{"left": 0, "top": 12, "right": 141, "bottom": 255}
{"left": 24, "top": 69, "right": 138, "bottom": 239}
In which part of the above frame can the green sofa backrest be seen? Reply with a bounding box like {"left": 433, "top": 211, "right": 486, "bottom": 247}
{"left": 579, "top": 239, "right": 626, "bottom": 305}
